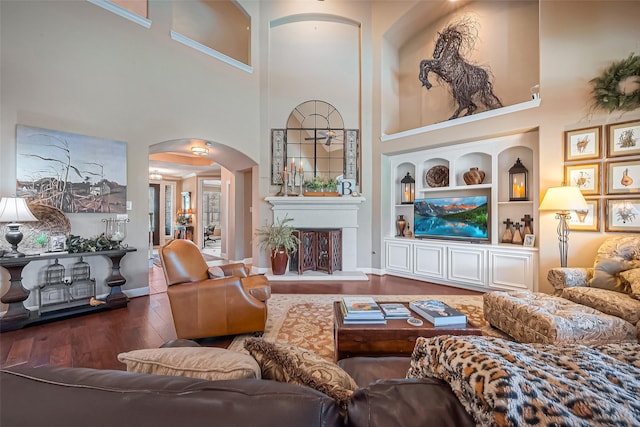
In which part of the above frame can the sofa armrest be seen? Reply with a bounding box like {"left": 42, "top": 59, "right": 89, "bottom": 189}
{"left": 547, "top": 267, "right": 593, "bottom": 295}
{"left": 220, "top": 263, "right": 250, "bottom": 278}
{"left": 241, "top": 275, "right": 271, "bottom": 302}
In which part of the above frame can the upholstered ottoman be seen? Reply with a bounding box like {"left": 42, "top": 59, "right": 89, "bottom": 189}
{"left": 483, "top": 290, "right": 638, "bottom": 345}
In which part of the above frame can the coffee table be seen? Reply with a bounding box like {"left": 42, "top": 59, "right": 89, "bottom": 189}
{"left": 333, "top": 301, "right": 482, "bottom": 360}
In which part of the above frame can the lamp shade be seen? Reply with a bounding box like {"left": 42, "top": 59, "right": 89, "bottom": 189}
{"left": 0, "top": 197, "right": 38, "bottom": 223}
{"left": 539, "top": 186, "right": 588, "bottom": 212}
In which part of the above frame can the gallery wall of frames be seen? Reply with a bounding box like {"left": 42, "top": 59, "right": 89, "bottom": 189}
{"left": 563, "top": 119, "right": 640, "bottom": 233}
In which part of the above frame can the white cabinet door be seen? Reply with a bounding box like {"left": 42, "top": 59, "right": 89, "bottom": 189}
{"left": 414, "top": 243, "right": 446, "bottom": 279}
{"left": 488, "top": 249, "right": 535, "bottom": 291}
{"left": 447, "top": 246, "right": 487, "bottom": 287}
{"left": 385, "top": 240, "right": 413, "bottom": 273}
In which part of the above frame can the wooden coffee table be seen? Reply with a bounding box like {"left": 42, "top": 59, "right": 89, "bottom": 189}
{"left": 333, "top": 301, "right": 482, "bottom": 360}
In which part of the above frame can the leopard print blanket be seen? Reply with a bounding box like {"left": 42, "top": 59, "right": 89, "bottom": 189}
{"left": 407, "top": 336, "right": 640, "bottom": 427}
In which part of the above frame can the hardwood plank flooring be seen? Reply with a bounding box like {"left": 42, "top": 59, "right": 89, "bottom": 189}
{"left": 0, "top": 264, "right": 481, "bottom": 371}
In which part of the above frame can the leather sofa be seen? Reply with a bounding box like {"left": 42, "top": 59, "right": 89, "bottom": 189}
{"left": 0, "top": 357, "right": 474, "bottom": 427}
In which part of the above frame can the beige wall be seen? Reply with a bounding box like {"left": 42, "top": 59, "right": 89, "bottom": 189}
{"left": 372, "top": 1, "right": 640, "bottom": 292}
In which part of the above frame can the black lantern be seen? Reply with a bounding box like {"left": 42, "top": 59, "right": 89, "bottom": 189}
{"left": 400, "top": 172, "right": 415, "bottom": 204}
{"left": 508, "top": 158, "right": 528, "bottom": 201}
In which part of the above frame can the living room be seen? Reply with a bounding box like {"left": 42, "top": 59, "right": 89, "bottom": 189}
{"left": 1, "top": 1, "right": 640, "bottom": 425}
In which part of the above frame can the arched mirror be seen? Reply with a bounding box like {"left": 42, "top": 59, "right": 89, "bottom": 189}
{"left": 271, "top": 100, "right": 359, "bottom": 187}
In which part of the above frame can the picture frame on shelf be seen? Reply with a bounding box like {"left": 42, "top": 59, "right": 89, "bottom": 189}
{"left": 605, "top": 198, "right": 640, "bottom": 232}
{"left": 49, "top": 235, "right": 66, "bottom": 252}
{"left": 606, "top": 159, "right": 640, "bottom": 195}
{"left": 522, "top": 234, "right": 535, "bottom": 247}
{"left": 564, "top": 163, "right": 600, "bottom": 195}
{"left": 568, "top": 199, "right": 600, "bottom": 232}
{"left": 606, "top": 120, "right": 640, "bottom": 158}
{"left": 564, "top": 126, "right": 601, "bottom": 161}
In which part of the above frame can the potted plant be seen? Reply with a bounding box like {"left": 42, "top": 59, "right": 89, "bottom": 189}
{"left": 303, "top": 176, "right": 325, "bottom": 193}
{"left": 255, "top": 216, "right": 299, "bottom": 275}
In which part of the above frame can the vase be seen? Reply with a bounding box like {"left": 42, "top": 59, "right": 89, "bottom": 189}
{"left": 271, "top": 247, "right": 289, "bottom": 275}
{"left": 403, "top": 224, "right": 413, "bottom": 238}
{"left": 396, "top": 215, "right": 407, "bottom": 237}
{"left": 463, "top": 167, "right": 485, "bottom": 185}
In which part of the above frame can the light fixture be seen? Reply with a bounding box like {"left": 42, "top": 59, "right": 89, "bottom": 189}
{"left": 0, "top": 197, "right": 38, "bottom": 257}
{"left": 509, "top": 158, "right": 529, "bottom": 201}
{"left": 149, "top": 170, "right": 163, "bottom": 180}
{"left": 191, "top": 146, "right": 209, "bottom": 156}
{"left": 400, "top": 172, "right": 415, "bottom": 204}
{"left": 539, "top": 185, "right": 588, "bottom": 268}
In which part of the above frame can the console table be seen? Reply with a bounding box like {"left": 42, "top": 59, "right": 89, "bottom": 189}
{"left": 0, "top": 248, "right": 136, "bottom": 332}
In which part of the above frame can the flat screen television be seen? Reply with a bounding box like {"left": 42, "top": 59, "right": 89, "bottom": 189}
{"left": 413, "top": 195, "right": 489, "bottom": 242}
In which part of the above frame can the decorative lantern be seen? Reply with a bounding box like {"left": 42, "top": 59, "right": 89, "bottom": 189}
{"left": 508, "top": 158, "right": 528, "bottom": 201}
{"left": 103, "top": 218, "right": 129, "bottom": 247}
{"left": 400, "top": 172, "right": 415, "bottom": 204}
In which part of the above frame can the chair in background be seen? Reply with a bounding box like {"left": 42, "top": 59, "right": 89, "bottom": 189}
{"left": 158, "top": 239, "right": 270, "bottom": 339}
{"left": 203, "top": 225, "right": 221, "bottom": 247}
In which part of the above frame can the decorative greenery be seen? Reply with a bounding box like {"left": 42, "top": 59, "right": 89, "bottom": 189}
{"left": 66, "top": 233, "right": 121, "bottom": 253}
{"left": 590, "top": 53, "right": 640, "bottom": 113}
{"left": 34, "top": 232, "right": 48, "bottom": 248}
{"left": 303, "top": 176, "right": 338, "bottom": 191}
{"left": 304, "top": 176, "right": 324, "bottom": 191}
{"left": 255, "top": 216, "right": 299, "bottom": 255}
{"left": 176, "top": 214, "right": 190, "bottom": 225}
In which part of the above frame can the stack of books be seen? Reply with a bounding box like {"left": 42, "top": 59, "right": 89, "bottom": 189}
{"left": 409, "top": 300, "right": 467, "bottom": 326}
{"left": 379, "top": 303, "right": 412, "bottom": 319}
{"left": 340, "top": 296, "right": 387, "bottom": 324}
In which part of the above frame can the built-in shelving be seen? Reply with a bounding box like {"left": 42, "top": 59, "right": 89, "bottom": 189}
{"left": 385, "top": 130, "right": 539, "bottom": 292}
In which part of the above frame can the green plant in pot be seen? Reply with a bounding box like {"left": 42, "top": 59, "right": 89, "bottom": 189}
{"left": 304, "top": 177, "right": 325, "bottom": 192}
{"left": 255, "top": 215, "right": 299, "bottom": 275}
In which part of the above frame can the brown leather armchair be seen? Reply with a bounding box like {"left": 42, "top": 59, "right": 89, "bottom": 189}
{"left": 158, "top": 239, "right": 270, "bottom": 339}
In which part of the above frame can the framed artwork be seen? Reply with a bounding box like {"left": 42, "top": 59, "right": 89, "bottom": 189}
{"left": 522, "top": 234, "right": 535, "bottom": 247}
{"left": 606, "top": 159, "right": 640, "bottom": 195}
{"left": 49, "top": 235, "right": 66, "bottom": 252}
{"left": 605, "top": 198, "right": 640, "bottom": 232}
{"left": 606, "top": 120, "right": 640, "bottom": 158}
{"left": 568, "top": 199, "right": 600, "bottom": 232}
{"left": 564, "top": 126, "right": 601, "bottom": 161}
{"left": 16, "top": 125, "right": 127, "bottom": 213}
{"left": 564, "top": 163, "right": 600, "bottom": 195}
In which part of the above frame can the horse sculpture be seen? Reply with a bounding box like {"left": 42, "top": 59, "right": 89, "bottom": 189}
{"left": 419, "top": 21, "right": 503, "bottom": 120}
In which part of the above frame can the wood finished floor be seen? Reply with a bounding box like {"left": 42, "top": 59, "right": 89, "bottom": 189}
{"left": 1, "top": 264, "right": 481, "bottom": 371}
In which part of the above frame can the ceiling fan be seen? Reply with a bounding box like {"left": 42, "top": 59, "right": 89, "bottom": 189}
{"left": 305, "top": 129, "right": 340, "bottom": 146}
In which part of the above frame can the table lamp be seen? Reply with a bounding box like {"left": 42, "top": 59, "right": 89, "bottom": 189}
{"left": 539, "top": 186, "right": 587, "bottom": 267}
{"left": 0, "top": 197, "right": 38, "bottom": 257}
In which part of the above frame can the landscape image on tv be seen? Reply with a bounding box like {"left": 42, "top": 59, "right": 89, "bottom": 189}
{"left": 414, "top": 196, "right": 488, "bottom": 241}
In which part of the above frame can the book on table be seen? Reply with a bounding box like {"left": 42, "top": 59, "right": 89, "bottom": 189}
{"left": 409, "top": 300, "right": 467, "bottom": 326}
{"left": 340, "top": 297, "right": 386, "bottom": 323}
{"left": 379, "top": 303, "right": 412, "bottom": 319}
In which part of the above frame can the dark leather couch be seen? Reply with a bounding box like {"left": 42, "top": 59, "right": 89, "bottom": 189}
{"left": 0, "top": 357, "right": 474, "bottom": 427}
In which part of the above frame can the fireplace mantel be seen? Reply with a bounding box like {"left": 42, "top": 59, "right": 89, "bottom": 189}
{"left": 265, "top": 196, "right": 367, "bottom": 280}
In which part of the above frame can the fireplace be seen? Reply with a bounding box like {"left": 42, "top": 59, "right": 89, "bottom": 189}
{"left": 265, "top": 196, "right": 366, "bottom": 281}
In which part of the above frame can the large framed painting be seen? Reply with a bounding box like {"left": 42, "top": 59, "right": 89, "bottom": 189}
{"left": 606, "top": 120, "right": 640, "bottom": 158}
{"left": 564, "top": 126, "right": 601, "bottom": 161}
{"left": 16, "top": 125, "right": 127, "bottom": 213}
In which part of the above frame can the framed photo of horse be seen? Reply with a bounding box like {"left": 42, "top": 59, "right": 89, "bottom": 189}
{"left": 564, "top": 126, "right": 601, "bottom": 161}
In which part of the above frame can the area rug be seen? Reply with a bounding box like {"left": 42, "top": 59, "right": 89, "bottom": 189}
{"left": 228, "top": 294, "right": 509, "bottom": 361}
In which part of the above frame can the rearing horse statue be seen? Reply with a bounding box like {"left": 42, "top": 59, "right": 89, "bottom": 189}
{"left": 419, "top": 21, "right": 503, "bottom": 120}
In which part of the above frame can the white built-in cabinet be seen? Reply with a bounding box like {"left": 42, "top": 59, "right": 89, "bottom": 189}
{"left": 385, "top": 132, "right": 539, "bottom": 292}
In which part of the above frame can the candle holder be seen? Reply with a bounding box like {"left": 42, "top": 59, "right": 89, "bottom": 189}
{"left": 103, "top": 218, "right": 129, "bottom": 248}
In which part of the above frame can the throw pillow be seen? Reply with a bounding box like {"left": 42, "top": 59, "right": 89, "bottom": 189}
{"left": 589, "top": 258, "right": 628, "bottom": 292}
{"left": 620, "top": 268, "right": 640, "bottom": 300}
{"left": 208, "top": 266, "right": 226, "bottom": 278}
{"left": 117, "top": 347, "right": 261, "bottom": 380}
{"left": 243, "top": 338, "right": 357, "bottom": 407}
